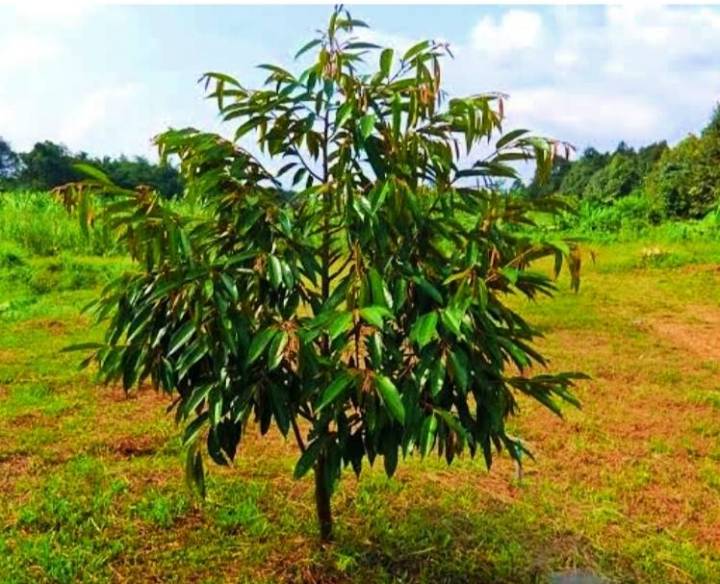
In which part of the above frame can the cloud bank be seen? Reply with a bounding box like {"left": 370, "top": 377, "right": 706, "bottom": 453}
{"left": 0, "top": 5, "right": 718, "bottom": 160}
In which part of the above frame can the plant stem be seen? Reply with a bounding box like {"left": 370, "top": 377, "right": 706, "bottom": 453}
{"left": 314, "top": 452, "right": 333, "bottom": 542}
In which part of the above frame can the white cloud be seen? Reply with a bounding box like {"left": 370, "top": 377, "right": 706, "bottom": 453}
{"left": 12, "top": 2, "right": 94, "bottom": 29}
{"left": 2, "top": 4, "right": 720, "bottom": 163}
{"left": 437, "top": 5, "right": 720, "bottom": 152}
{"left": 0, "top": 34, "right": 63, "bottom": 72}
{"left": 553, "top": 49, "right": 579, "bottom": 70}
{"left": 58, "top": 84, "right": 142, "bottom": 149}
{"left": 471, "top": 10, "right": 543, "bottom": 56}
{"left": 507, "top": 89, "right": 661, "bottom": 142}
{"left": 604, "top": 5, "right": 720, "bottom": 75}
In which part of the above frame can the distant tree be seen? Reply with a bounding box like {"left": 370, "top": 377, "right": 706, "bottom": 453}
{"left": 524, "top": 157, "right": 572, "bottom": 198}
{"left": 0, "top": 137, "right": 20, "bottom": 184}
{"left": 97, "top": 155, "right": 183, "bottom": 198}
{"left": 701, "top": 103, "right": 720, "bottom": 138}
{"left": 636, "top": 141, "right": 668, "bottom": 175}
{"left": 614, "top": 141, "right": 634, "bottom": 156}
{"left": 557, "top": 147, "right": 610, "bottom": 198}
{"left": 582, "top": 152, "right": 641, "bottom": 203}
{"left": 646, "top": 134, "right": 720, "bottom": 218}
{"left": 644, "top": 106, "right": 720, "bottom": 218}
{"left": 60, "top": 8, "right": 584, "bottom": 541}
{"left": 19, "top": 141, "right": 81, "bottom": 190}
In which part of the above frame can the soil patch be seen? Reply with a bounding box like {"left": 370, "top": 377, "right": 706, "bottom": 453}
{"left": 647, "top": 305, "right": 720, "bottom": 361}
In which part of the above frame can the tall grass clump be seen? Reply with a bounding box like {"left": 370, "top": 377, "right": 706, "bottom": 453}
{"left": 0, "top": 191, "right": 119, "bottom": 256}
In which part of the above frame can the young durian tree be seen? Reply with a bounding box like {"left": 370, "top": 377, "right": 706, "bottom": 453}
{"left": 59, "top": 6, "right": 584, "bottom": 541}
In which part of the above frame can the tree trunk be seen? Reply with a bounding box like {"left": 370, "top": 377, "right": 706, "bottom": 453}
{"left": 314, "top": 453, "right": 333, "bottom": 542}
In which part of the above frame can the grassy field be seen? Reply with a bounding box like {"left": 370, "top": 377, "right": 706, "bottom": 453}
{"left": 1, "top": 234, "right": 719, "bottom": 582}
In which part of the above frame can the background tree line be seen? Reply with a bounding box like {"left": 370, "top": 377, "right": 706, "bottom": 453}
{"left": 0, "top": 138, "right": 183, "bottom": 198}
{"left": 516, "top": 105, "right": 720, "bottom": 221}
{"left": 3, "top": 103, "right": 719, "bottom": 215}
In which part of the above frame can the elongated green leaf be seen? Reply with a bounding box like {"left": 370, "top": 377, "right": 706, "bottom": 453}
{"left": 316, "top": 372, "right": 354, "bottom": 411}
{"left": 61, "top": 342, "right": 104, "bottom": 353}
{"left": 495, "top": 128, "right": 529, "bottom": 149}
{"left": 247, "top": 328, "right": 277, "bottom": 364}
{"left": 420, "top": 414, "right": 438, "bottom": 456}
{"left": 368, "top": 268, "right": 392, "bottom": 308}
{"left": 449, "top": 349, "right": 469, "bottom": 391}
{"left": 402, "top": 40, "right": 430, "bottom": 62}
{"left": 409, "top": 312, "right": 438, "bottom": 348}
{"left": 267, "top": 331, "right": 289, "bottom": 370}
{"left": 375, "top": 375, "right": 405, "bottom": 424}
{"left": 360, "top": 113, "right": 376, "bottom": 139}
{"left": 185, "top": 444, "right": 206, "bottom": 497}
{"left": 328, "top": 311, "right": 353, "bottom": 340}
{"left": 295, "top": 38, "right": 322, "bottom": 59}
{"left": 168, "top": 322, "right": 196, "bottom": 357}
{"left": 379, "top": 48, "right": 393, "bottom": 77}
{"left": 359, "top": 305, "right": 390, "bottom": 328}
{"left": 294, "top": 439, "right": 322, "bottom": 479}
{"left": 440, "top": 308, "right": 463, "bottom": 337}
{"left": 429, "top": 358, "right": 445, "bottom": 397}
{"left": 335, "top": 103, "right": 353, "bottom": 129}
{"left": 268, "top": 255, "right": 282, "bottom": 288}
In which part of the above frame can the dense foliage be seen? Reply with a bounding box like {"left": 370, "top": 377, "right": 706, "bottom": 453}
{"left": 0, "top": 138, "right": 183, "bottom": 198}
{"left": 520, "top": 107, "right": 720, "bottom": 228}
{"left": 59, "top": 8, "right": 586, "bottom": 540}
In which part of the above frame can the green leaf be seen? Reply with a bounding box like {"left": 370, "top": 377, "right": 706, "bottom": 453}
{"left": 335, "top": 103, "right": 353, "bottom": 129}
{"left": 295, "top": 38, "right": 322, "bottom": 59}
{"left": 402, "top": 40, "right": 430, "bottom": 62}
{"left": 501, "top": 267, "right": 520, "bottom": 285}
{"left": 168, "top": 322, "right": 196, "bottom": 357}
{"left": 294, "top": 439, "right": 322, "bottom": 479}
{"left": 316, "top": 372, "right": 354, "bottom": 412}
{"left": 185, "top": 444, "right": 206, "bottom": 498}
{"left": 328, "top": 311, "right": 353, "bottom": 340}
{"left": 345, "top": 41, "right": 381, "bottom": 50}
{"left": 61, "top": 342, "right": 103, "bottom": 353}
{"left": 449, "top": 349, "right": 469, "bottom": 391}
{"left": 409, "top": 312, "right": 438, "bottom": 348}
{"left": 73, "top": 163, "right": 113, "bottom": 186}
{"left": 391, "top": 95, "right": 402, "bottom": 140}
{"left": 429, "top": 358, "right": 445, "bottom": 397}
{"left": 368, "top": 268, "right": 392, "bottom": 308}
{"left": 268, "top": 255, "right": 282, "bottom": 288}
{"left": 359, "top": 305, "right": 390, "bottom": 328}
{"left": 360, "top": 113, "right": 376, "bottom": 139}
{"left": 247, "top": 328, "right": 277, "bottom": 364}
{"left": 440, "top": 308, "right": 463, "bottom": 337}
{"left": 413, "top": 276, "right": 443, "bottom": 304}
{"left": 379, "top": 48, "right": 393, "bottom": 77}
{"left": 495, "top": 128, "right": 529, "bottom": 149}
{"left": 375, "top": 375, "right": 405, "bottom": 424}
{"left": 420, "top": 414, "right": 438, "bottom": 456}
{"left": 267, "top": 331, "right": 289, "bottom": 370}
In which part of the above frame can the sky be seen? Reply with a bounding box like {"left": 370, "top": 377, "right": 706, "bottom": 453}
{"left": 1, "top": 3, "right": 720, "bottom": 163}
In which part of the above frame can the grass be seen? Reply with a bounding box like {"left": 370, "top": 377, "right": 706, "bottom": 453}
{"left": 0, "top": 191, "right": 119, "bottom": 256}
{"left": 1, "top": 227, "right": 720, "bottom": 581}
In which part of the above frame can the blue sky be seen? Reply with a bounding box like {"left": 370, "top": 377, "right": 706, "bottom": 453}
{"left": 1, "top": 4, "right": 720, "bottom": 162}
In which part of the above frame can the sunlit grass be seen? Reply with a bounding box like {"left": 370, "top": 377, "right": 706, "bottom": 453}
{"left": 0, "top": 227, "right": 719, "bottom": 581}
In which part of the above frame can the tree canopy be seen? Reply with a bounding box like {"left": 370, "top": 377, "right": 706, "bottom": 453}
{"left": 59, "top": 7, "right": 585, "bottom": 540}
{"left": 0, "top": 138, "right": 183, "bottom": 197}
{"left": 0, "top": 137, "right": 20, "bottom": 182}
{"left": 518, "top": 105, "right": 720, "bottom": 221}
